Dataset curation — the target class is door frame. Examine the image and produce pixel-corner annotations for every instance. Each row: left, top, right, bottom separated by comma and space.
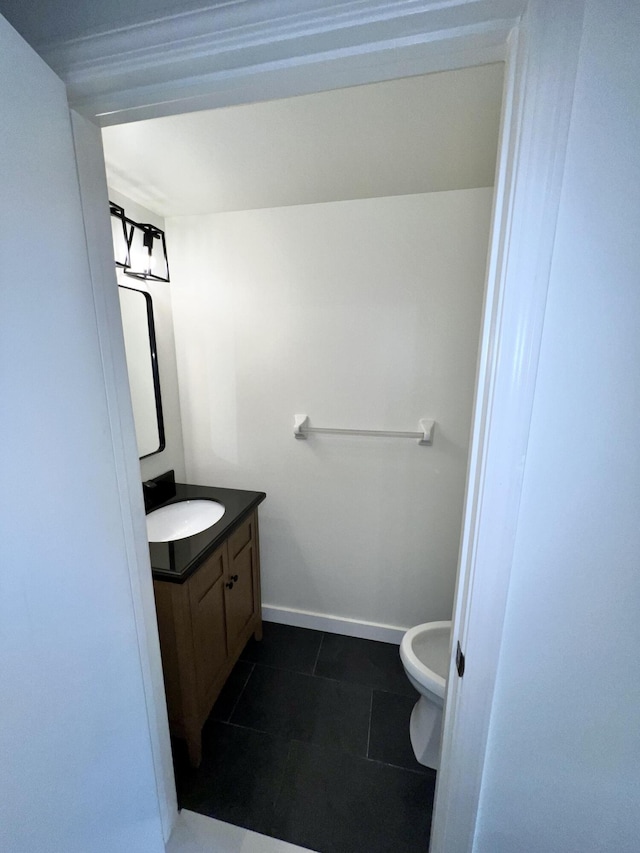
430, 2, 585, 848
67, 0, 586, 849
70, 112, 178, 842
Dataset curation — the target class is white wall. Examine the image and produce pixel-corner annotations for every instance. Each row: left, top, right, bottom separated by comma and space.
168, 188, 492, 633
0, 15, 164, 853
109, 188, 186, 482
474, 1, 640, 850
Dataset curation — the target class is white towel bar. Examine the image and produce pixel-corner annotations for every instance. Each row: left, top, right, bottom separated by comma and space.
293, 414, 434, 445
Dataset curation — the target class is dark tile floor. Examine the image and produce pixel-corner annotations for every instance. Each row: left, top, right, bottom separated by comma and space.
173, 622, 436, 853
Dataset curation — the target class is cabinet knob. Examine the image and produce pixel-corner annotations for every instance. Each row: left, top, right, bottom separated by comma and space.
225, 580, 234, 589
230, 574, 239, 582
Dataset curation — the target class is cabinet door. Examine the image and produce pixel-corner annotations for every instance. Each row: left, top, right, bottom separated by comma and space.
188, 544, 228, 710
224, 513, 257, 654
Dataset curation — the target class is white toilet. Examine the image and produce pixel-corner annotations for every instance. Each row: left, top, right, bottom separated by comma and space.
400, 620, 452, 770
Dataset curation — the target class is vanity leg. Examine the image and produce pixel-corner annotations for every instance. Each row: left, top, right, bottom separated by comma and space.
253, 618, 263, 642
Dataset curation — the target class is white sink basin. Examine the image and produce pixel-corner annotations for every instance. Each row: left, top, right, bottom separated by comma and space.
146, 499, 225, 542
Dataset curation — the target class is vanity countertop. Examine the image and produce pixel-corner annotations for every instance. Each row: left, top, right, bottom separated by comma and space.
148, 483, 266, 584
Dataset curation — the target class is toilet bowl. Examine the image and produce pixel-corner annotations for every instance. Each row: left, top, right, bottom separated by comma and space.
400, 620, 452, 770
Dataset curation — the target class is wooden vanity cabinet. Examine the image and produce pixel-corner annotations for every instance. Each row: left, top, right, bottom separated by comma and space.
152, 509, 262, 768
225, 511, 262, 655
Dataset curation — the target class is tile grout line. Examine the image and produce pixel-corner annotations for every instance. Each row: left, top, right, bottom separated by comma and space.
224, 720, 277, 737
226, 662, 255, 722
363, 752, 434, 777
270, 740, 295, 817
311, 633, 325, 677
236, 658, 379, 697
222, 718, 432, 778
366, 689, 373, 759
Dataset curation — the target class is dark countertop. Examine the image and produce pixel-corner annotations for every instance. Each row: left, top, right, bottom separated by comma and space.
148, 483, 266, 583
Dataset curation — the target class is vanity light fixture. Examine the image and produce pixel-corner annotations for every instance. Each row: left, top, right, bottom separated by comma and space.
109, 202, 131, 268
124, 220, 170, 283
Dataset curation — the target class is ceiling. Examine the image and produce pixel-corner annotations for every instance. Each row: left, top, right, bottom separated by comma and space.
102, 62, 503, 218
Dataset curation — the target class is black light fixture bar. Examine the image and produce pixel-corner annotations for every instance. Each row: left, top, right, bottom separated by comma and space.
109, 200, 170, 283
109, 201, 131, 268
124, 220, 170, 283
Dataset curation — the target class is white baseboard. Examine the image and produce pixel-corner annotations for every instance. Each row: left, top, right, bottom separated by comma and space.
261, 604, 407, 645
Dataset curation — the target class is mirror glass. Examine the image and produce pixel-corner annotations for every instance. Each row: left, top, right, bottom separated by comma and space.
118, 285, 165, 458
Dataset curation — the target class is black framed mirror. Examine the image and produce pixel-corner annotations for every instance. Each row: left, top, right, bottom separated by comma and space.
118, 285, 166, 459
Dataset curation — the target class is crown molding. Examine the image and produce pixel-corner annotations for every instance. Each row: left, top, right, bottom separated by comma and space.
38, 0, 524, 123
88, 25, 510, 125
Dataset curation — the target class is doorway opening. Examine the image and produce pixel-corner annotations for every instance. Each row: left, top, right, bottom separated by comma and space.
102, 63, 504, 852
